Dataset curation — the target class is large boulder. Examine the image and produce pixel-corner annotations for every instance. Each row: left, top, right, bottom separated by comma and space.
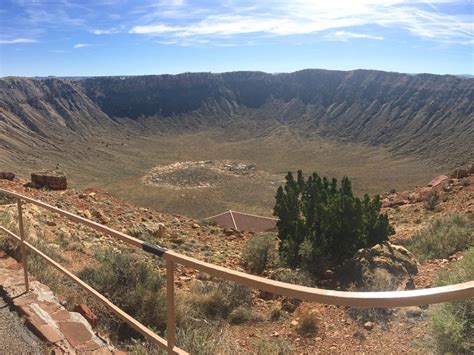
339, 242, 418, 291
427, 175, 450, 189
0, 172, 15, 181
409, 186, 433, 203
31, 170, 67, 190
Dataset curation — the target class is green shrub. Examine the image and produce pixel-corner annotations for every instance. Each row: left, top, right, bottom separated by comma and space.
424, 190, 439, 211
274, 171, 393, 273
79, 249, 167, 333
189, 280, 252, 320
405, 213, 473, 262
430, 247, 473, 353
241, 234, 279, 274
228, 306, 253, 324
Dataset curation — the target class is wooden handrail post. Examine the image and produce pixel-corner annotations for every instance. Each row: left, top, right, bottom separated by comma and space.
17, 198, 29, 293
166, 259, 176, 354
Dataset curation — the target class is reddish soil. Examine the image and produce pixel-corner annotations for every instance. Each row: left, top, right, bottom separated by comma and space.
0, 173, 472, 354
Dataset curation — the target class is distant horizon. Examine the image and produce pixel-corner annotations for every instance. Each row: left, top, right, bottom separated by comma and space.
1, 1, 472, 77
2, 67, 474, 79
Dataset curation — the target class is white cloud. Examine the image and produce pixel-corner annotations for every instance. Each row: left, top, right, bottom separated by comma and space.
92, 29, 115, 35
0, 38, 37, 44
91, 26, 124, 35
128, 0, 473, 45
131, 24, 179, 35
7, 0, 471, 48
73, 43, 91, 48
331, 31, 384, 41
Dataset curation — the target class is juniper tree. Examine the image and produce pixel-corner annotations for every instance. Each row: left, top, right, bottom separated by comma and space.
273, 171, 394, 274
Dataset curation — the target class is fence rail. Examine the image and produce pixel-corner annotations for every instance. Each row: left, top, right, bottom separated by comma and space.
0, 188, 473, 354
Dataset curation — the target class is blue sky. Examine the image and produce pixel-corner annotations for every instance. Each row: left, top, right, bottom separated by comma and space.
0, 0, 472, 76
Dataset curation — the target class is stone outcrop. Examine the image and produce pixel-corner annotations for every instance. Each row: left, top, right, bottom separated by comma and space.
427, 175, 450, 188
381, 169, 473, 209
0, 172, 15, 181
30, 170, 67, 190
339, 242, 418, 291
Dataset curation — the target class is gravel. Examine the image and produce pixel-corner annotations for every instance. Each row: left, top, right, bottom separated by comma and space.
0, 294, 45, 354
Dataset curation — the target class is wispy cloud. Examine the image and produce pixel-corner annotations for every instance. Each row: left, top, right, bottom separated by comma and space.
73, 43, 91, 48
331, 31, 384, 41
0, 38, 37, 45
3, 0, 472, 48
91, 26, 124, 35
128, 0, 473, 46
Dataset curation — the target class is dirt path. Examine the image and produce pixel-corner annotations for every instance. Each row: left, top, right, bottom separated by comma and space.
0, 294, 46, 354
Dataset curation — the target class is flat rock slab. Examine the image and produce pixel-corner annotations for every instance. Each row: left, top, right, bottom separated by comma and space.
0, 252, 122, 354
60, 321, 93, 347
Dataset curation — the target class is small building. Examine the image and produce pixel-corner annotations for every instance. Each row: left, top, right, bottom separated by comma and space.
206, 210, 278, 233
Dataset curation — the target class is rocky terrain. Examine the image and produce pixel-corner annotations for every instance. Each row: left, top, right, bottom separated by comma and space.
0, 68, 472, 352
83, 70, 474, 165
3, 69, 471, 217
0, 165, 472, 353
1, 70, 473, 168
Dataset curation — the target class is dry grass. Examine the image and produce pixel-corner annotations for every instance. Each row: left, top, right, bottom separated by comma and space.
430, 247, 474, 353
347, 269, 397, 325
296, 311, 320, 336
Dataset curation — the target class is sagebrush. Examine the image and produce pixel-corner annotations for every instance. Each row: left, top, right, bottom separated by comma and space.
241, 233, 279, 274
188, 280, 252, 320
405, 213, 473, 262
79, 249, 167, 333
430, 247, 473, 353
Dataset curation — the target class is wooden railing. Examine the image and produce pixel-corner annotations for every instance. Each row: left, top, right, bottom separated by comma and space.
0, 188, 473, 354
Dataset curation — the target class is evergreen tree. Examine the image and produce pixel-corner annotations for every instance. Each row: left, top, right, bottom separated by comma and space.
273, 171, 394, 274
